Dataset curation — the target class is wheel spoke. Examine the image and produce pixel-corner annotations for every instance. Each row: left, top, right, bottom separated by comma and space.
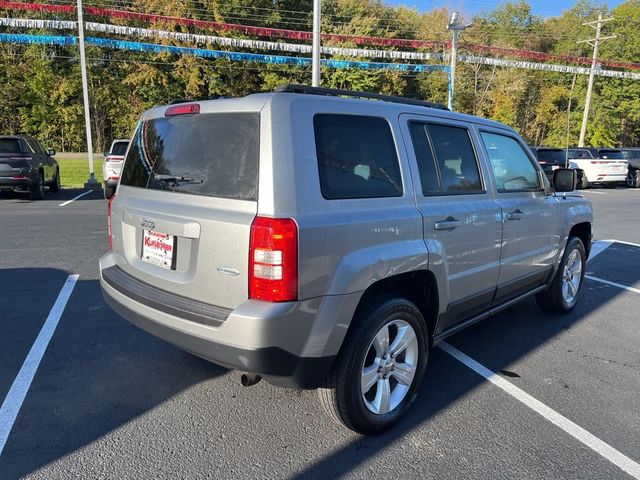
373, 378, 391, 414
568, 280, 577, 297
391, 361, 416, 386
388, 325, 416, 358
372, 325, 389, 357
361, 364, 379, 394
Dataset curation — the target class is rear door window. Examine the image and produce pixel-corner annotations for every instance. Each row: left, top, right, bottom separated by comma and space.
120, 112, 260, 201
426, 124, 483, 193
313, 114, 403, 199
408, 122, 441, 194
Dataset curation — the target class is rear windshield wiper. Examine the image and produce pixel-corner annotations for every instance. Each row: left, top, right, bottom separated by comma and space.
152, 174, 204, 185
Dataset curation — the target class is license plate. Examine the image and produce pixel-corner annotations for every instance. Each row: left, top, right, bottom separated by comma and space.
142, 230, 176, 270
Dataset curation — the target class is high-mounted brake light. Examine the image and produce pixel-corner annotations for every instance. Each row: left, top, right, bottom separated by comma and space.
107, 194, 117, 251
165, 103, 200, 116
249, 216, 298, 302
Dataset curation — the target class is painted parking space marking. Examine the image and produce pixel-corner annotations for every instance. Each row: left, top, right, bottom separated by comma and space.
581, 190, 606, 195
588, 240, 614, 261
440, 342, 640, 479
585, 275, 640, 295
0, 274, 79, 456
58, 190, 93, 207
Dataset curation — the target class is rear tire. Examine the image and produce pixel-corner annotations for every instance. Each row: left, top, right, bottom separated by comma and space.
29, 171, 45, 200
627, 169, 640, 188
49, 168, 61, 192
318, 296, 429, 435
104, 184, 116, 200
536, 237, 586, 314
577, 173, 589, 190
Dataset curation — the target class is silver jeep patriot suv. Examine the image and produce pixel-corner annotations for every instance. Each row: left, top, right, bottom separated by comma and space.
100, 85, 593, 434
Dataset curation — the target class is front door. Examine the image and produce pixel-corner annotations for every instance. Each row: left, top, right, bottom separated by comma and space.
477, 128, 559, 303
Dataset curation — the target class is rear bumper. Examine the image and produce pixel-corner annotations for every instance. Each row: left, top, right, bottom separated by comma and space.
0, 177, 31, 190
585, 172, 627, 183
98, 254, 353, 389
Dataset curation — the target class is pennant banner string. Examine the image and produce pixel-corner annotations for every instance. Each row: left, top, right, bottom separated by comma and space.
2, 1, 640, 71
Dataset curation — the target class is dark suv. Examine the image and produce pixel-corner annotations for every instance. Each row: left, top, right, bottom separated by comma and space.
0, 135, 60, 199
531, 147, 586, 188
619, 148, 640, 188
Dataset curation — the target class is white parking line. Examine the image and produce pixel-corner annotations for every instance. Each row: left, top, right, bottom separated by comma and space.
58, 190, 92, 207
0, 274, 78, 456
588, 240, 614, 261
585, 275, 640, 295
581, 190, 606, 195
440, 342, 640, 479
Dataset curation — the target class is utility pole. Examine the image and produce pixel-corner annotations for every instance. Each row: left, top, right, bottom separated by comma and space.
577, 13, 615, 147
447, 12, 472, 111
77, 0, 99, 188
312, 0, 321, 87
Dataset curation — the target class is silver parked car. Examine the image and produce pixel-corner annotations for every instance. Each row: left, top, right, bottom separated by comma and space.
100, 85, 593, 434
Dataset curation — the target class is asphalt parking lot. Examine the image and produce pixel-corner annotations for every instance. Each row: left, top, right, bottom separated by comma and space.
0, 187, 638, 479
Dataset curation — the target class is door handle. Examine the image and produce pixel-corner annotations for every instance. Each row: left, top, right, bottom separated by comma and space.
506, 209, 524, 221
434, 216, 461, 230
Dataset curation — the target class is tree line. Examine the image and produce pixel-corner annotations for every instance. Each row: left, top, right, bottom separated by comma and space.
0, 0, 639, 152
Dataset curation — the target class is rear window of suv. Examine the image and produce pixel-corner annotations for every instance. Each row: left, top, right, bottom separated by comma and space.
0, 139, 21, 154
120, 112, 259, 201
110, 141, 129, 156
536, 149, 566, 164
598, 150, 624, 159
313, 114, 403, 199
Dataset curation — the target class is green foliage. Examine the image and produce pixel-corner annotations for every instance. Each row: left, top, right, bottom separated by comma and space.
1, 0, 639, 150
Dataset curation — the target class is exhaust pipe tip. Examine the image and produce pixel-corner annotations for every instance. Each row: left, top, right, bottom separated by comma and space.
241, 372, 262, 387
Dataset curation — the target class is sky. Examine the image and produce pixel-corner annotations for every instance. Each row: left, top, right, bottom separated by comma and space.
385, 0, 626, 18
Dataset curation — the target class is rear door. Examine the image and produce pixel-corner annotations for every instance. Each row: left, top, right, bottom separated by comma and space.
400, 115, 502, 333
478, 128, 559, 303
111, 107, 261, 310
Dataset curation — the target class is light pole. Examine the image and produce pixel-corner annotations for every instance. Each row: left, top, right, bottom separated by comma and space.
76, 0, 99, 188
447, 12, 472, 111
312, 0, 321, 87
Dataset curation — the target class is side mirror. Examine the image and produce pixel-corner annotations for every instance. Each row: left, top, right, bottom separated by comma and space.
103, 152, 109, 157
47, 149, 56, 156
553, 168, 576, 192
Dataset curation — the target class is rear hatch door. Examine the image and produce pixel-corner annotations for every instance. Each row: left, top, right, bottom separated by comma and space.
596, 149, 628, 175
0, 138, 30, 177
111, 105, 261, 310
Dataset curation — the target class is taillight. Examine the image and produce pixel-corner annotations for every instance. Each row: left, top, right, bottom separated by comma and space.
249, 216, 298, 302
107, 194, 116, 251
165, 103, 200, 116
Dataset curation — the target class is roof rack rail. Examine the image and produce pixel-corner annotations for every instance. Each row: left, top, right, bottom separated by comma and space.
275, 84, 449, 111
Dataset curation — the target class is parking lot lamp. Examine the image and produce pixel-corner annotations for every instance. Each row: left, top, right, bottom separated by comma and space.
77, 0, 99, 189
447, 12, 472, 111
